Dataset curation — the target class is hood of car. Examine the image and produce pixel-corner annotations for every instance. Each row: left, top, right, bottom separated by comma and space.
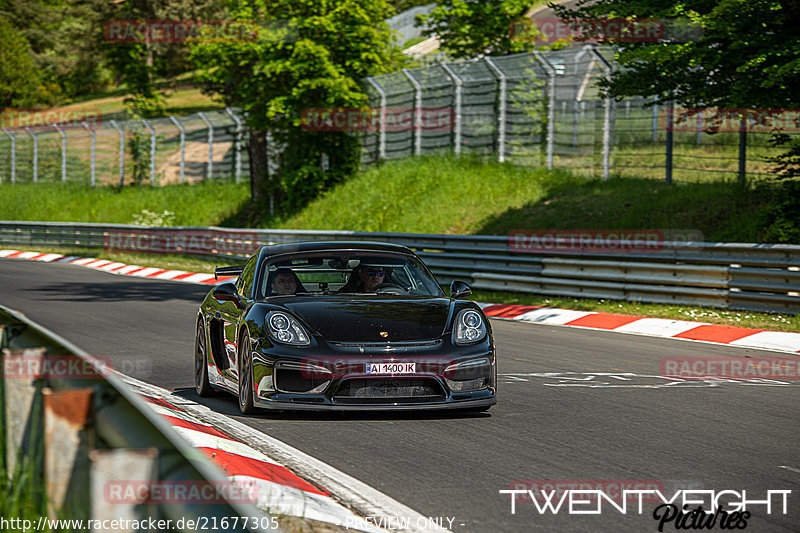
281, 297, 452, 342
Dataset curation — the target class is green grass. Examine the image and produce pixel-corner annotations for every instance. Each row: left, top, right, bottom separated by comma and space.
0, 181, 249, 226
269, 155, 777, 243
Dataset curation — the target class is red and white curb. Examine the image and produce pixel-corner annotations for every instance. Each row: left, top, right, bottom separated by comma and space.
478, 303, 800, 354
3, 249, 799, 354
122, 376, 447, 533
0, 250, 231, 284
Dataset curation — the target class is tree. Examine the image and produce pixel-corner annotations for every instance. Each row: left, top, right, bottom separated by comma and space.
554, 0, 800, 109
190, 0, 406, 209
554, 0, 800, 177
0, 16, 41, 109
419, 0, 541, 57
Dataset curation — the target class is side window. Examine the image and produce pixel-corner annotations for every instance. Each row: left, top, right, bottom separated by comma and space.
236, 256, 258, 299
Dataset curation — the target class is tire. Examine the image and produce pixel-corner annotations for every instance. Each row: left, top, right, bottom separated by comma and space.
238, 331, 256, 414
195, 319, 215, 397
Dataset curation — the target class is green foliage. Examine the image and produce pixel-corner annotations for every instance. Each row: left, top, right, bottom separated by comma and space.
762, 180, 800, 243
555, 0, 800, 109
554, 0, 800, 181
419, 0, 542, 57
1, 0, 114, 102
190, 0, 407, 209
0, 16, 42, 108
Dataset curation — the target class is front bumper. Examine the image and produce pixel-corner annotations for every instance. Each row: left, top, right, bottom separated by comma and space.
250, 337, 497, 411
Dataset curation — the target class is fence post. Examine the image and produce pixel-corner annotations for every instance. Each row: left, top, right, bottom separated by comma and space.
665, 101, 674, 184
52, 123, 67, 182
531, 52, 555, 169
366, 77, 387, 161
140, 119, 156, 185
589, 47, 613, 179
572, 47, 591, 148
225, 108, 243, 183
168, 116, 186, 184
696, 111, 703, 145
440, 62, 463, 156
652, 100, 659, 143
738, 113, 747, 184
1, 128, 15, 183
24, 127, 38, 183
81, 122, 96, 187
109, 120, 125, 186
401, 69, 422, 157
484, 57, 507, 163
197, 112, 214, 179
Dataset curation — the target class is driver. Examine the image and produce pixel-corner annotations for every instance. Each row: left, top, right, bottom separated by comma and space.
338, 265, 387, 293
270, 269, 299, 295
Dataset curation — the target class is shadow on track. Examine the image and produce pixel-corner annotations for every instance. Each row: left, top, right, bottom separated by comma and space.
30, 279, 209, 303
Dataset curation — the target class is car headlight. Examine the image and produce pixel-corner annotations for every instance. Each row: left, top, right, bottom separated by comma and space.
266, 311, 310, 346
452, 309, 487, 345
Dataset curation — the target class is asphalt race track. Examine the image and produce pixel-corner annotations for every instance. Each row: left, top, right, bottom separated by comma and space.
2, 258, 798, 532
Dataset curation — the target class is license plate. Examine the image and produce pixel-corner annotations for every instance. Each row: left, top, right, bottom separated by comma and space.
366, 362, 416, 374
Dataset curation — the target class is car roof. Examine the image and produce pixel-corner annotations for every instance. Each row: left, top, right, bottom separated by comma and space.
256, 241, 415, 260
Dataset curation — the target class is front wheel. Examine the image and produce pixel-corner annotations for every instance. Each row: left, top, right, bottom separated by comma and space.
238, 331, 256, 414
195, 320, 215, 397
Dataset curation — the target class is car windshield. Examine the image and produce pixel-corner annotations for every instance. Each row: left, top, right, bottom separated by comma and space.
257, 251, 444, 299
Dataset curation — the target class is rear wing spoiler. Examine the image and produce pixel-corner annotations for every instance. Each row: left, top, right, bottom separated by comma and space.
214, 265, 245, 280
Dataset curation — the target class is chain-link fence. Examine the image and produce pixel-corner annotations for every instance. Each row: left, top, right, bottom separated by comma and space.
1, 44, 797, 186
0, 108, 247, 186
361, 45, 799, 182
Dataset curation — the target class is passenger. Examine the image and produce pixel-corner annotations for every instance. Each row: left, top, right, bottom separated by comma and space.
338, 265, 387, 293
270, 269, 299, 296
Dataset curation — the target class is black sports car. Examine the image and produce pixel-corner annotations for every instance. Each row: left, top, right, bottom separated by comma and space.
194, 241, 497, 413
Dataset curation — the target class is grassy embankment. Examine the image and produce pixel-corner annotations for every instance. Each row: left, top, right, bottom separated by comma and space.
0, 155, 797, 331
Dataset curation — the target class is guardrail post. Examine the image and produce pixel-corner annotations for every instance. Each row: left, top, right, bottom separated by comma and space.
440, 62, 463, 156
226, 108, 243, 183
366, 77, 387, 161
484, 57, 507, 163
1, 128, 16, 183
4, 347, 46, 481
82, 122, 97, 186
168, 116, 186, 184
52, 123, 67, 182
198, 112, 214, 180
43, 388, 93, 519
531, 52, 555, 169
589, 46, 614, 179
109, 120, 125, 186
401, 69, 423, 157
90, 448, 159, 530
141, 119, 157, 185
24, 127, 38, 182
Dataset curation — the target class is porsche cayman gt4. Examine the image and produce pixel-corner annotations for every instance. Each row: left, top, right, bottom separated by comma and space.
194, 241, 496, 413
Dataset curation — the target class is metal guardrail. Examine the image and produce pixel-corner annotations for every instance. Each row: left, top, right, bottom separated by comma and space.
0, 304, 276, 532
1, 221, 799, 314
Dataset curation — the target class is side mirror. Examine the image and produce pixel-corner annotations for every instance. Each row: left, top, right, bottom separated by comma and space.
213, 282, 240, 304
450, 280, 472, 300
